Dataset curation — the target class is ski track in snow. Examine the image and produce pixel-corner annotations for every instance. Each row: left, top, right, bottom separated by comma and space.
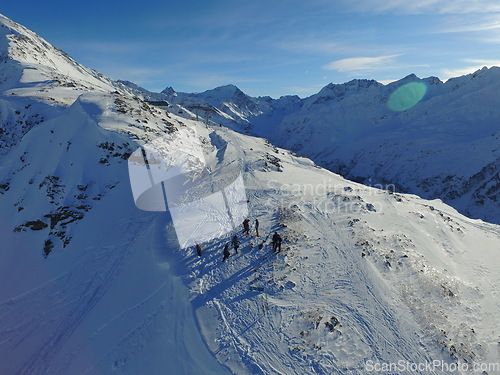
0, 218, 146, 375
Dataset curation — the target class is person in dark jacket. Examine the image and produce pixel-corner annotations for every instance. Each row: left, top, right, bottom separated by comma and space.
272, 232, 282, 253
195, 242, 202, 257
222, 243, 230, 262
243, 219, 250, 235
255, 219, 260, 237
276, 234, 282, 253
232, 234, 240, 254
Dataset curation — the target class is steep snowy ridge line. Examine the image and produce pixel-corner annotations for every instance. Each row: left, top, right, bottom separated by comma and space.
0, 13, 136, 109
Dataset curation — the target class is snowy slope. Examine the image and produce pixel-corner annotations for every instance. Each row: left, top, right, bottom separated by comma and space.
2, 87, 499, 374
1, 14, 499, 375
0, 14, 232, 375
0, 92, 234, 375
172, 127, 500, 374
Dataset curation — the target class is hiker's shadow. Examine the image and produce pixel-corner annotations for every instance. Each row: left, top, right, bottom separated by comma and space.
190, 241, 277, 306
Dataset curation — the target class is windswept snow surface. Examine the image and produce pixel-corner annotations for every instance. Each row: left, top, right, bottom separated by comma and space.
4, 96, 499, 373
0, 13, 499, 375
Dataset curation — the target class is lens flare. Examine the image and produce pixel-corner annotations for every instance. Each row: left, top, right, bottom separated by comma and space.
387, 81, 427, 112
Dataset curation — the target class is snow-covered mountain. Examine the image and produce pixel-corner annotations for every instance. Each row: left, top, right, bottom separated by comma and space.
268, 72, 500, 225
127, 71, 499, 225
0, 14, 123, 102
119, 81, 303, 134
0, 13, 137, 156
1, 14, 500, 375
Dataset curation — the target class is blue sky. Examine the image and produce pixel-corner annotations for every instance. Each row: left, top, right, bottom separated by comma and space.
3, 0, 500, 97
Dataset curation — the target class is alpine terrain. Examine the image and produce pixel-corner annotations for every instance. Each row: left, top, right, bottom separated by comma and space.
1, 14, 499, 375
126, 71, 500, 226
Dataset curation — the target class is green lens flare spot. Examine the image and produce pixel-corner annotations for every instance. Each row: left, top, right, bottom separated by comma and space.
387, 81, 427, 112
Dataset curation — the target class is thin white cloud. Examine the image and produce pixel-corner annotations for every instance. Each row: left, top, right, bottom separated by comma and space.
441, 59, 500, 80
465, 58, 500, 66
443, 21, 500, 33
425, 14, 500, 45
476, 34, 500, 43
323, 55, 402, 72
435, 1, 500, 14
433, 14, 500, 34
342, 0, 500, 14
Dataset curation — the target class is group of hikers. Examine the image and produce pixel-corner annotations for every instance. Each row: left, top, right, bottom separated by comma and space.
195, 218, 283, 262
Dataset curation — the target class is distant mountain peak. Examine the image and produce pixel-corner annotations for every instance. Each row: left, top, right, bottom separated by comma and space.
201, 84, 245, 98
402, 73, 419, 80
307, 79, 382, 107
321, 79, 382, 92
423, 76, 443, 85
161, 86, 177, 96
215, 83, 240, 90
